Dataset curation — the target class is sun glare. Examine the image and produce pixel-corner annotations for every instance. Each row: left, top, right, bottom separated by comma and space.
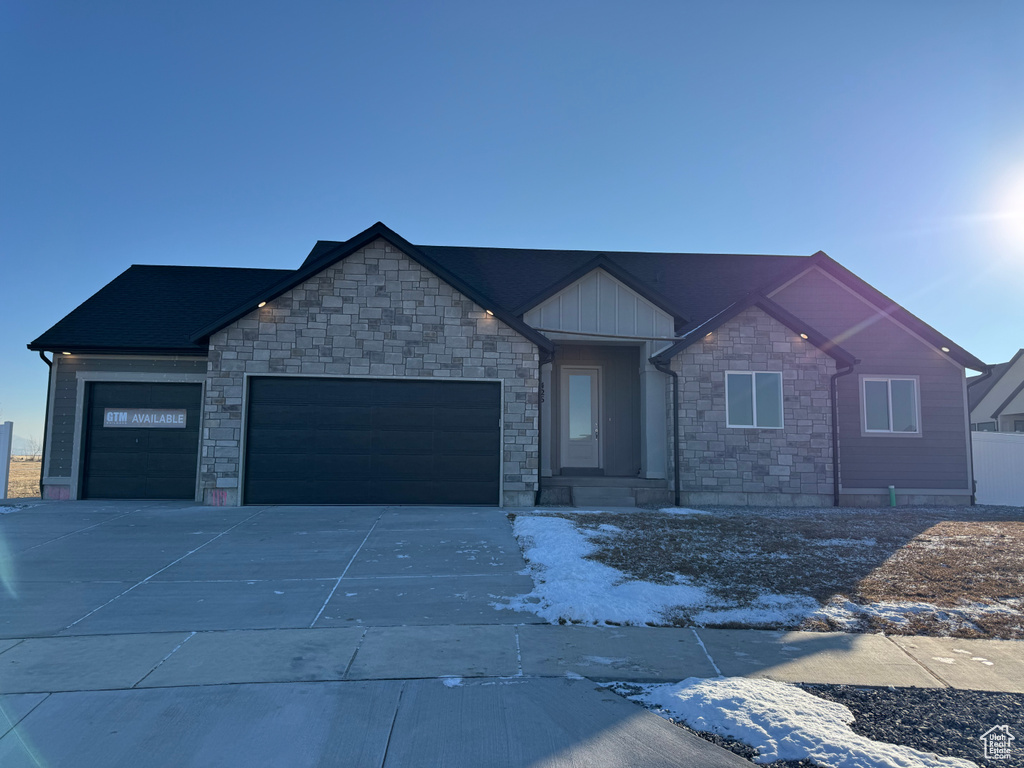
992, 168, 1024, 251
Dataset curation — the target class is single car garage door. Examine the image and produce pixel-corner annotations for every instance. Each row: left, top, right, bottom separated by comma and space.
81, 382, 202, 499
244, 377, 501, 505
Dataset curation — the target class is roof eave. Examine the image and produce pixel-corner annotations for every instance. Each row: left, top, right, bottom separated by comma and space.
26, 343, 208, 357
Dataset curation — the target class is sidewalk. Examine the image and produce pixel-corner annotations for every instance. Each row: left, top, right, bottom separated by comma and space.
0, 624, 1020, 694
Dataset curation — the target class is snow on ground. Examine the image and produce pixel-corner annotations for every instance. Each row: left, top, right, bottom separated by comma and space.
619, 677, 976, 768
498, 514, 820, 626
496, 515, 718, 625
0, 506, 17, 514
810, 596, 1024, 634
693, 594, 821, 628
659, 507, 710, 516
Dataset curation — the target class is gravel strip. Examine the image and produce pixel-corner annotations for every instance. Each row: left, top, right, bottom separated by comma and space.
800, 685, 1024, 768
666, 685, 1023, 767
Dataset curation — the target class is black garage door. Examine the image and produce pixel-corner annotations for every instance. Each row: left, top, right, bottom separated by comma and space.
81, 382, 202, 499
244, 377, 501, 505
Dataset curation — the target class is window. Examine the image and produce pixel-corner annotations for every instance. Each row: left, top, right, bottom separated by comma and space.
1015, 420, 1024, 433
973, 422, 997, 432
726, 371, 783, 428
862, 377, 919, 434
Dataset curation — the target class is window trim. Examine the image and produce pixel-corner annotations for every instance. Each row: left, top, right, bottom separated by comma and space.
859, 375, 922, 437
725, 370, 784, 429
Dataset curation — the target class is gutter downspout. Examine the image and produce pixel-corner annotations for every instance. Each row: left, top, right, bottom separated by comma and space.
37, 351, 52, 498
830, 361, 858, 507
652, 358, 680, 507
966, 365, 994, 505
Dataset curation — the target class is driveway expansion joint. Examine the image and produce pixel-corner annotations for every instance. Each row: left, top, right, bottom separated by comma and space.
882, 634, 952, 688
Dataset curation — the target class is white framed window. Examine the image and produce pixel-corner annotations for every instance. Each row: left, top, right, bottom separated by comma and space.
861, 376, 920, 434
726, 371, 783, 429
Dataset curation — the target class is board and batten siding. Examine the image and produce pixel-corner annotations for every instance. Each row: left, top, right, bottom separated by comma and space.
770, 267, 971, 493
524, 269, 674, 338
44, 355, 208, 495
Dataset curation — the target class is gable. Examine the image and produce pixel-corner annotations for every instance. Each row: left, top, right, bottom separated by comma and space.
769, 266, 964, 372
209, 239, 540, 353
192, 222, 553, 353
523, 268, 675, 338
973, 353, 1024, 420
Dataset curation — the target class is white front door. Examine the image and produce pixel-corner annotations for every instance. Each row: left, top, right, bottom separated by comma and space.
560, 367, 601, 469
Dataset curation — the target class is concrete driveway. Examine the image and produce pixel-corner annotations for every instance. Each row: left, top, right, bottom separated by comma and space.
0, 500, 747, 767
1, 501, 537, 637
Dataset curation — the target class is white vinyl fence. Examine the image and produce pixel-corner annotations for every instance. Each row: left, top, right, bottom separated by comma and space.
972, 431, 1024, 507
0, 422, 12, 501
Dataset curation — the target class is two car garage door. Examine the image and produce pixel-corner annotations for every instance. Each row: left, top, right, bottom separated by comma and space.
243, 377, 502, 505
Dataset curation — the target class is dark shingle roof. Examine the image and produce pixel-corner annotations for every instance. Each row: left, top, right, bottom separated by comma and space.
308, 242, 810, 327
28, 223, 986, 373
28, 265, 290, 353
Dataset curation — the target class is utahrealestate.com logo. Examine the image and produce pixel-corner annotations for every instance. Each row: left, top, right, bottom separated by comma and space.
980, 725, 1015, 760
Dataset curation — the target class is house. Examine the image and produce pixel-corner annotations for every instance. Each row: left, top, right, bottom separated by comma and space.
27, 221, 987, 508
968, 349, 1024, 433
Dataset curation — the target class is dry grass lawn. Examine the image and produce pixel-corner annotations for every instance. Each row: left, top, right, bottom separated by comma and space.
561, 506, 1024, 639
5, 457, 41, 499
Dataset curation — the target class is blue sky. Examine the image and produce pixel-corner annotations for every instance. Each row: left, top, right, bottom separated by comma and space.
2, 1, 1023, 448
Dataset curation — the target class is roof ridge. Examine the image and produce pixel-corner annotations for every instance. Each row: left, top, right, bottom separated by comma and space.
417, 244, 814, 259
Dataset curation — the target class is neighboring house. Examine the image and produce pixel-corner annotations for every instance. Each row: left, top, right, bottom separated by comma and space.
27, 222, 987, 508
968, 349, 1024, 433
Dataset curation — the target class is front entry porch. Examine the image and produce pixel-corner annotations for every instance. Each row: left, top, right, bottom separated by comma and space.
538, 342, 672, 507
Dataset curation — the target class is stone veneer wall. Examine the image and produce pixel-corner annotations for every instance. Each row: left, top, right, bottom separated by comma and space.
200, 238, 540, 506
669, 307, 836, 506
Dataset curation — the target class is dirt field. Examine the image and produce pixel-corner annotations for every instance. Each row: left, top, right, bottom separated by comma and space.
5, 456, 41, 498
562, 506, 1024, 639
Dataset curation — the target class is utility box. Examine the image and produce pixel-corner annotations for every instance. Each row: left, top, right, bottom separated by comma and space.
0, 422, 12, 500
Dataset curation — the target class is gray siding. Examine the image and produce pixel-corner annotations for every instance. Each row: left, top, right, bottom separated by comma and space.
553, 344, 641, 477
46, 356, 208, 479
772, 268, 970, 491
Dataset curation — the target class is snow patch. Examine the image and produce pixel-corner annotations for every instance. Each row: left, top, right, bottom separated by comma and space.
495, 516, 717, 625
659, 507, 710, 516
626, 677, 976, 767
810, 597, 1023, 634
441, 677, 463, 688
0, 507, 16, 514
581, 655, 627, 666
694, 594, 821, 628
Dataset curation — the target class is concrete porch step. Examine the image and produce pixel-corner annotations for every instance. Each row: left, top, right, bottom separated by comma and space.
571, 486, 637, 508
538, 477, 673, 508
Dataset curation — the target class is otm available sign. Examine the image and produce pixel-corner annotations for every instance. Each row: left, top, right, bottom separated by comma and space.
103, 409, 187, 429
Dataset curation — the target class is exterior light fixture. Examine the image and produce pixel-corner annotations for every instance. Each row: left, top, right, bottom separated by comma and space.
258, 301, 267, 308
61, 351, 71, 355
941, 346, 950, 353
485, 309, 494, 316
799, 333, 809, 340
